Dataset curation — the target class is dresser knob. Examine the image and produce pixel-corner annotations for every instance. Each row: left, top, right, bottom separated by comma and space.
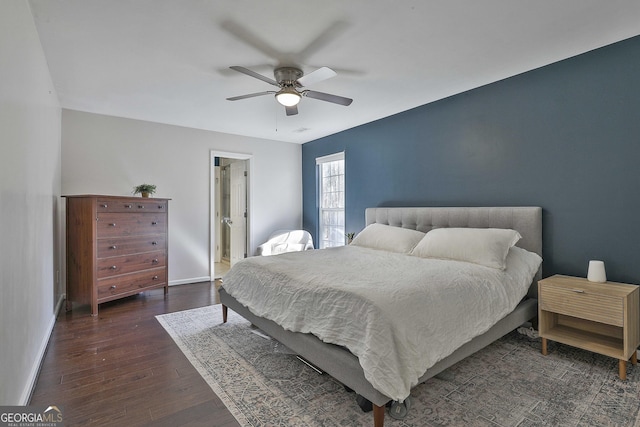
152, 259, 159, 264
152, 275, 158, 280
151, 221, 158, 225
110, 265, 117, 270
125, 204, 132, 208
100, 204, 108, 208
152, 241, 158, 245
158, 205, 164, 209
109, 223, 116, 227
109, 245, 117, 249
110, 285, 117, 289
138, 205, 145, 209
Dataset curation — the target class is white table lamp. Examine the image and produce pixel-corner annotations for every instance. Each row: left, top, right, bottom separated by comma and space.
587, 260, 607, 283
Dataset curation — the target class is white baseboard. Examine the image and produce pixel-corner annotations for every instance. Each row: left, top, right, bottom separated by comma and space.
169, 276, 211, 286
20, 293, 64, 405
54, 293, 65, 316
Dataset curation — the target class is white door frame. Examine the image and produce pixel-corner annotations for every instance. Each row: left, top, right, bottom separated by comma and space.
210, 150, 252, 280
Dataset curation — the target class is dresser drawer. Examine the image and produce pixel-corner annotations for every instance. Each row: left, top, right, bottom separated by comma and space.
539, 283, 623, 326
97, 268, 167, 300
97, 251, 166, 278
97, 213, 166, 237
98, 199, 167, 213
97, 235, 166, 258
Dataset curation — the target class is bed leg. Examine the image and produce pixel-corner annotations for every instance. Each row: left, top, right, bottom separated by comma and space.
373, 404, 385, 427
222, 305, 228, 323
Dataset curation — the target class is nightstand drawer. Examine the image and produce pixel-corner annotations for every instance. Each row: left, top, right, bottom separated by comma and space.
539, 284, 623, 327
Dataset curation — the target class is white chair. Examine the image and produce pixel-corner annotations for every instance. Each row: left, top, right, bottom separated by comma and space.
257, 230, 314, 256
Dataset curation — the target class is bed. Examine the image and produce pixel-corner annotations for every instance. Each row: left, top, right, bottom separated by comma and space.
219, 206, 542, 427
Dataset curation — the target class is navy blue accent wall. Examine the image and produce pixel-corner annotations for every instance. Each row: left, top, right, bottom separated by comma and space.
302, 35, 640, 282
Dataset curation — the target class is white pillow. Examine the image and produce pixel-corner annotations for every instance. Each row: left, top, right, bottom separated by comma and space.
351, 223, 426, 254
410, 227, 522, 269
504, 246, 542, 281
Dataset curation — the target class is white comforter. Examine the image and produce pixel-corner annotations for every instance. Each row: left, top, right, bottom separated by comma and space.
222, 245, 541, 401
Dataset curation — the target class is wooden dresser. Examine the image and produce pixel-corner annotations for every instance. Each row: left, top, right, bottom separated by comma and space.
65, 195, 169, 316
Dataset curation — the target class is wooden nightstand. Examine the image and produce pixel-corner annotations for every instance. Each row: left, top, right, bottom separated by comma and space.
538, 274, 640, 380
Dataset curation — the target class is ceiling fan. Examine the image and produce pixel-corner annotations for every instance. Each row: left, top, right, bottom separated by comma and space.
226, 65, 353, 116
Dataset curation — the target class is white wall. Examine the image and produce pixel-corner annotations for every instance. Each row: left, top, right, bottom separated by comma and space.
0, 2, 62, 404
62, 110, 302, 284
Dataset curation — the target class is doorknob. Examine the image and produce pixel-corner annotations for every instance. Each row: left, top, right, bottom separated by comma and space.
222, 217, 233, 226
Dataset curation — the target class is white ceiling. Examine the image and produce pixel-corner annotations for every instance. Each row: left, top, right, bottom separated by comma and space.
29, 0, 640, 144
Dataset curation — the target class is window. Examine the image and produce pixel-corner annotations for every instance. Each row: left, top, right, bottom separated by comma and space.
316, 152, 345, 248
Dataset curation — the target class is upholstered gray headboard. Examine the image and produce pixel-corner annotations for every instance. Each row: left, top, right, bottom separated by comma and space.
365, 207, 543, 298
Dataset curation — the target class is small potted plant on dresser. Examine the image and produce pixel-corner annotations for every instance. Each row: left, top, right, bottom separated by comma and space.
133, 183, 157, 198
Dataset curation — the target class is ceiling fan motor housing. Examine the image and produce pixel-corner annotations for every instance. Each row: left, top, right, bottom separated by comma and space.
274, 67, 303, 86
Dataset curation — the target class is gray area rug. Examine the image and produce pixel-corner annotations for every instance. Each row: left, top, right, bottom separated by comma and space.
156, 304, 640, 426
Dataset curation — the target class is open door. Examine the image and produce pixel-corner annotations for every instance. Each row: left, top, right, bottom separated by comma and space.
211, 151, 251, 280
229, 160, 247, 266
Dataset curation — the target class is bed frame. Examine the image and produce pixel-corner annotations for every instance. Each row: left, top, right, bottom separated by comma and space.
219, 206, 542, 427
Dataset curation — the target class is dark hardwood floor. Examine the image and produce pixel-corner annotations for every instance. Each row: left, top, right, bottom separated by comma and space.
30, 281, 241, 427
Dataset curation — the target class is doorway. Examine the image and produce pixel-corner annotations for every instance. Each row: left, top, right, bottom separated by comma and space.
211, 151, 251, 280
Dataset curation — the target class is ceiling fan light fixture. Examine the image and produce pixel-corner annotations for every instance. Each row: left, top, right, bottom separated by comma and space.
275, 87, 301, 107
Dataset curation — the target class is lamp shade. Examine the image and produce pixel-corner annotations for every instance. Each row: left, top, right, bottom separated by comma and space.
275, 88, 301, 106
587, 260, 606, 282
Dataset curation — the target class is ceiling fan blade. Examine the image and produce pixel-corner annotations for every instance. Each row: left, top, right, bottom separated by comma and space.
221, 21, 286, 62
285, 105, 298, 116
226, 91, 275, 101
296, 21, 349, 63
229, 66, 279, 87
297, 67, 337, 87
304, 90, 353, 106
